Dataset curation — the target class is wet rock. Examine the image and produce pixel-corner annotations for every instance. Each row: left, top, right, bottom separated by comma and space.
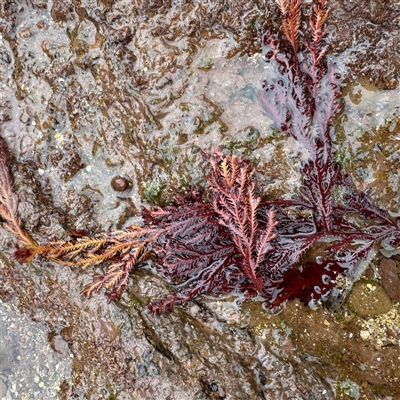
50, 335, 69, 357
73, 193, 95, 214
144, 0, 171, 11
31, 0, 48, 9
359, 304, 400, 348
378, 257, 400, 302
1, 0, 400, 398
60, 326, 76, 344
114, 46, 137, 72
283, 299, 400, 397
75, 48, 102, 70
92, 320, 121, 342
347, 280, 392, 317
201, 379, 226, 399
51, 0, 76, 22
332, 0, 400, 89
155, 52, 176, 72
45, 60, 76, 81
36, 20, 49, 30
76, 20, 97, 45
99, 0, 116, 8
0, 300, 72, 399
155, 76, 173, 89
115, 26, 134, 44
0, 98, 12, 123
0, 47, 11, 64
0, 377, 7, 397
49, 148, 63, 167
62, 150, 85, 180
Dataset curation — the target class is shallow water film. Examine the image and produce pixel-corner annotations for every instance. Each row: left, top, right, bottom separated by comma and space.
0, 0, 400, 399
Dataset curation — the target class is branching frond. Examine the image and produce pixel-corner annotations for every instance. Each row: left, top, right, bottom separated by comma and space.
207, 153, 277, 292
82, 244, 151, 300
310, 0, 330, 51
276, 0, 302, 53
304, 0, 331, 92
14, 223, 159, 298
0, 137, 37, 249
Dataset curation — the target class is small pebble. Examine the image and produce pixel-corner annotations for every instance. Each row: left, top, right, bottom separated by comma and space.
378, 258, 400, 302
111, 176, 131, 192
360, 330, 370, 340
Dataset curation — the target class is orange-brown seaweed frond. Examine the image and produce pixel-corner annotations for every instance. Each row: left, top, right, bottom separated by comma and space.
39, 227, 157, 267
14, 224, 158, 298
308, 0, 330, 68
37, 226, 158, 298
81, 242, 151, 300
276, 0, 302, 53
0, 137, 38, 250
218, 154, 240, 188
310, 0, 330, 47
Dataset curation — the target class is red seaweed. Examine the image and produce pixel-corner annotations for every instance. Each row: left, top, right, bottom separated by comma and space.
1, 0, 400, 313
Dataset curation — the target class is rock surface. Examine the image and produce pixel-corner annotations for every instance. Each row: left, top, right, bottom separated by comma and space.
347, 280, 392, 317
0, 0, 400, 399
379, 258, 400, 302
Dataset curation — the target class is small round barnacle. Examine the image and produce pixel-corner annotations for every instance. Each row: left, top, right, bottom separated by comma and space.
111, 176, 132, 192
